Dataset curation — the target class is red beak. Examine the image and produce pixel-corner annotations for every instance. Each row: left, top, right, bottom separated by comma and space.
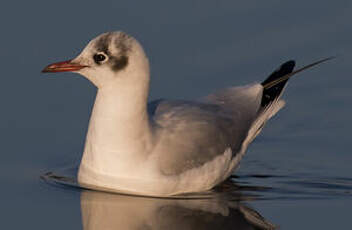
42, 60, 87, 73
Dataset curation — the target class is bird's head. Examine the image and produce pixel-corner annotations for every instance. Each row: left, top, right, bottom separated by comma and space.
42, 31, 150, 88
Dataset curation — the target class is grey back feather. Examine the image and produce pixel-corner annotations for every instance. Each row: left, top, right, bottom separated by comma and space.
148, 84, 263, 175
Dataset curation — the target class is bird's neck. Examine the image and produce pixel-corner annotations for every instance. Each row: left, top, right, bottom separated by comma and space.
79, 78, 154, 177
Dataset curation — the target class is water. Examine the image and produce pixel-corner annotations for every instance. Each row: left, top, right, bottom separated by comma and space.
1, 0, 351, 229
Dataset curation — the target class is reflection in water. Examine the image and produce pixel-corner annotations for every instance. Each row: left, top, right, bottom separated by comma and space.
80, 190, 275, 230
41, 169, 275, 229
43, 167, 352, 229
42, 167, 352, 229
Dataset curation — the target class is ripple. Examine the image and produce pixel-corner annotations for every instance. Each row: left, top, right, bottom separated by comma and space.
41, 167, 352, 201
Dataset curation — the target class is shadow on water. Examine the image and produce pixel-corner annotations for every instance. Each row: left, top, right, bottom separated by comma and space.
41, 166, 352, 229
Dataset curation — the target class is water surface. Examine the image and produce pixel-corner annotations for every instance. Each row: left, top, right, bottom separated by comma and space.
0, 0, 351, 229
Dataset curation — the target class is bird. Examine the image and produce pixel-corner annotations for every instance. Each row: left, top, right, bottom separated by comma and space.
42, 31, 331, 196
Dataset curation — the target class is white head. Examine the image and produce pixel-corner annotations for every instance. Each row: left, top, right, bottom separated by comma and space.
43, 31, 150, 89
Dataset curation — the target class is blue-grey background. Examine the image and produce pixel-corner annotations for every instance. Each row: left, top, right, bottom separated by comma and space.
1, 0, 351, 229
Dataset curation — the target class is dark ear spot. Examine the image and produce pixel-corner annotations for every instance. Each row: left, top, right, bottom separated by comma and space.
111, 55, 128, 71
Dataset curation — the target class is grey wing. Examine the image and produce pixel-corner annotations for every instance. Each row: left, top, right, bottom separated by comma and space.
203, 83, 263, 118
147, 84, 263, 175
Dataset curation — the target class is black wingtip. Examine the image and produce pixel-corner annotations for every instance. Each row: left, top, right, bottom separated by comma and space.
260, 60, 295, 107
261, 60, 295, 86
281, 60, 296, 72
260, 57, 334, 107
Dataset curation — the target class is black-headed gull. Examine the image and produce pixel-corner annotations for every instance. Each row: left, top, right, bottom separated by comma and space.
42, 31, 331, 196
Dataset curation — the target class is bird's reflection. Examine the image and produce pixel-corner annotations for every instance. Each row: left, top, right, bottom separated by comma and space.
80, 186, 275, 230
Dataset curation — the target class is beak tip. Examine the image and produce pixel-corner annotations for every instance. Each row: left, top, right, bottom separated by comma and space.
41, 67, 50, 73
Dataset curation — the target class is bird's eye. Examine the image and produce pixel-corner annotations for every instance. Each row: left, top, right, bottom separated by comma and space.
93, 53, 107, 64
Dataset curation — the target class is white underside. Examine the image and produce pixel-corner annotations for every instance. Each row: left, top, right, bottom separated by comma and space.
78, 99, 285, 196
78, 148, 236, 196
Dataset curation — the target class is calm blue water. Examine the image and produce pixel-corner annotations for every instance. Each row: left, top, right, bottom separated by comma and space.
1, 1, 351, 229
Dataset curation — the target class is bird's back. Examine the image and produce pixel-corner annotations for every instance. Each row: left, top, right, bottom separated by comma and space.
148, 84, 263, 176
